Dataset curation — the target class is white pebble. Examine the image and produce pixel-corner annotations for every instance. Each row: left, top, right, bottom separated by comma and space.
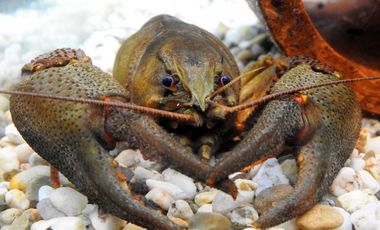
0, 147, 20, 174
87, 205, 126, 230
132, 166, 163, 182
115, 149, 142, 168
145, 179, 187, 200
0, 208, 22, 225
14, 143, 34, 163
10, 165, 52, 200
365, 136, 380, 156
115, 149, 155, 169
50, 187, 88, 216
350, 201, 380, 230
31, 217, 88, 230
5, 124, 25, 145
212, 192, 236, 214
162, 168, 196, 199
350, 157, 366, 171
330, 167, 360, 196
0, 185, 8, 203
81, 204, 97, 216
145, 188, 175, 210
5, 189, 29, 210
197, 204, 213, 213
236, 190, 255, 204
332, 207, 352, 230
167, 200, 194, 220
251, 158, 289, 195
194, 190, 219, 206
212, 191, 254, 214
38, 185, 55, 201
337, 190, 378, 213
357, 170, 380, 194
224, 27, 242, 46
0, 181, 10, 190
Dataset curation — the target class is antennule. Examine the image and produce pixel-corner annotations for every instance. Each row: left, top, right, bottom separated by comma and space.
209, 67, 265, 100
0, 90, 194, 121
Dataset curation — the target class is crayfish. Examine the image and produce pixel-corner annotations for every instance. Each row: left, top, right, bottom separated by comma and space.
2, 15, 380, 229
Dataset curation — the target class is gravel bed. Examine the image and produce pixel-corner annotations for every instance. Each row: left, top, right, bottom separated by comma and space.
1, 1, 380, 230
1, 98, 380, 230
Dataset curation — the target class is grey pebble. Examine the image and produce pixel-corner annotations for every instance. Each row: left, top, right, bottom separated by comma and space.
36, 198, 65, 220
28, 153, 49, 167
229, 205, 259, 228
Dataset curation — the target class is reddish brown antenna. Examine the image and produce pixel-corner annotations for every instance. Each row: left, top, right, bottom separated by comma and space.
0, 90, 194, 122
225, 76, 380, 113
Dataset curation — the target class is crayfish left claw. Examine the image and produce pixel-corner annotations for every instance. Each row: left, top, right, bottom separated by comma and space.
207, 64, 361, 228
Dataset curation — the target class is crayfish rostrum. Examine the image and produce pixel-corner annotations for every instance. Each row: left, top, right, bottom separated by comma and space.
4, 15, 378, 229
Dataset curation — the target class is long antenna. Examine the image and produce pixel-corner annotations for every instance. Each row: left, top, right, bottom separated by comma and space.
225, 76, 380, 113
0, 90, 194, 122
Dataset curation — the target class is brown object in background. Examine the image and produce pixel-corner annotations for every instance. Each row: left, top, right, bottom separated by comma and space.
247, 0, 380, 115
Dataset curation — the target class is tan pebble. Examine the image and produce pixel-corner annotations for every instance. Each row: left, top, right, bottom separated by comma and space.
9, 211, 30, 230
194, 190, 218, 206
145, 188, 175, 210
23, 208, 42, 222
363, 151, 376, 160
254, 184, 293, 214
189, 212, 231, 230
0, 208, 23, 225
168, 216, 188, 228
355, 128, 368, 153
3, 169, 21, 182
4, 110, 12, 123
237, 49, 253, 64
122, 223, 147, 230
0, 137, 16, 148
234, 179, 257, 191
365, 157, 380, 181
296, 204, 344, 230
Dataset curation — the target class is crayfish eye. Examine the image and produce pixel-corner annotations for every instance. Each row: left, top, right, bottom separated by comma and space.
220, 75, 232, 85
162, 75, 174, 88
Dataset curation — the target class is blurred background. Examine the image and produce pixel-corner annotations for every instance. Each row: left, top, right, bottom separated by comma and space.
0, 0, 258, 85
